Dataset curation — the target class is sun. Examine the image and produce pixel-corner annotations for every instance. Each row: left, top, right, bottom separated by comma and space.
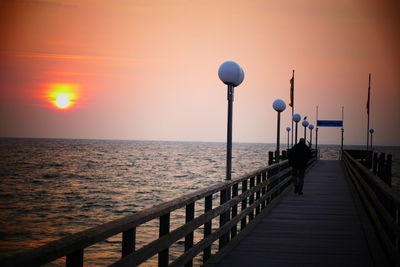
55, 93, 71, 109
46, 83, 80, 110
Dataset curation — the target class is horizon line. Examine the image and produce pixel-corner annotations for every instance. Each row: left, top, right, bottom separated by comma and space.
0, 136, 398, 148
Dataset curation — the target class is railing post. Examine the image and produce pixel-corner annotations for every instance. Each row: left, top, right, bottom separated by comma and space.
66, 249, 83, 267
261, 171, 267, 209
248, 176, 255, 222
203, 195, 212, 263
378, 153, 385, 179
122, 228, 136, 257
267, 166, 273, 204
231, 183, 238, 238
386, 154, 392, 187
184, 202, 195, 267
396, 207, 399, 252
282, 150, 287, 160
219, 188, 230, 249
274, 150, 280, 163
255, 174, 261, 215
268, 151, 274, 165
373, 152, 378, 174
241, 180, 248, 230
159, 213, 170, 267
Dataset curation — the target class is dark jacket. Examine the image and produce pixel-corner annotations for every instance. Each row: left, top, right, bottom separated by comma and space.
288, 142, 312, 169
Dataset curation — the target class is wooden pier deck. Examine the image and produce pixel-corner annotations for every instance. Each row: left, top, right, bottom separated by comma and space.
206, 160, 389, 267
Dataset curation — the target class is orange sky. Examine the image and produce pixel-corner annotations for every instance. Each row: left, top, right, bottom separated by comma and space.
0, 0, 399, 145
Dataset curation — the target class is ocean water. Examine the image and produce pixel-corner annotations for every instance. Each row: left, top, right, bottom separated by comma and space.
0, 138, 398, 266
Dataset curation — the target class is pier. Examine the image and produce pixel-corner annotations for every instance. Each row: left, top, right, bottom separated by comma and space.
2, 150, 399, 266
205, 160, 389, 266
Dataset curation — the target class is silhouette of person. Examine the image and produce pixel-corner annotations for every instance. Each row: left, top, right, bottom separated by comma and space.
288, 138, 311, 195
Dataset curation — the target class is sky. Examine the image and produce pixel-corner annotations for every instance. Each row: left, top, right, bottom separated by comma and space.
0, 0, 399, 145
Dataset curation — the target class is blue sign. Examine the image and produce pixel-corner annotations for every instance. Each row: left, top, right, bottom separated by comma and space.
317, 120, 343, 127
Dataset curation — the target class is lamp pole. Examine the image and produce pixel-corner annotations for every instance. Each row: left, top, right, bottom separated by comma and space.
273, 99, 287, 162
292, 113, 301, 145
369, 129, 374, 152
218, 61, 244, 181
286, 127, 291, 150
218, 61, 244, 249
308, 124, 314, 149
302, 120, 309, 140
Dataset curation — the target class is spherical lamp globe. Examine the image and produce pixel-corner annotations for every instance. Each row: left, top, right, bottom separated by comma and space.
369, 129, 375, 134
293, 113, 301, 122
218, 61, 245, 87
309, 124, 314, 130
272, 99, 286, 112
286, 127, 291, 132
302, 120, 309, 127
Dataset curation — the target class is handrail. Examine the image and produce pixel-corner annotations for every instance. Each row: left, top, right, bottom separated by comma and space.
3, 157, 314, 267
344, 151, 400, 205
342, 150, 400, 266
110, 170, 291, 267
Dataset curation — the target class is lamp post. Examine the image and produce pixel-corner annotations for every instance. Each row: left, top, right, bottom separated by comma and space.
308, 124, 314, 148
302, 120, 309, 140
292, 113, 301, 145
369, 128, 374, 152
286, 127, 291, 150
218, 61, 244, 181
273, 99, 286, 162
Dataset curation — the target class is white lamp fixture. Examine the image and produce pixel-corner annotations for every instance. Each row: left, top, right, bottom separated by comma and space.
218, 61, 244, 87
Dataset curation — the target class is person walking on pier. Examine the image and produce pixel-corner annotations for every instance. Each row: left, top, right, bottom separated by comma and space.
289, 138, 311, 195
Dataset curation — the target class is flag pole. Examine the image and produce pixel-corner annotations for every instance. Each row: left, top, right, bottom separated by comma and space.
290, 70, 294, 148
366, 74, 371, 151
341, 106, 344, 160
315, 105, 319, 159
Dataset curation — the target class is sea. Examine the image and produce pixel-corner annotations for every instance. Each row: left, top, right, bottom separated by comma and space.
0, 138, 399, 266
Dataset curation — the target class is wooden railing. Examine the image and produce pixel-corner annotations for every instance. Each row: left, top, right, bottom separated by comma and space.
3, 156, 316, 267
347, 150, 393, 186
343, 150, 400, 266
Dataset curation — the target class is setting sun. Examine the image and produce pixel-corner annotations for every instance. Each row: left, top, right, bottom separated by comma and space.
55, 93, 72, 109
46, 83, 80, 110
